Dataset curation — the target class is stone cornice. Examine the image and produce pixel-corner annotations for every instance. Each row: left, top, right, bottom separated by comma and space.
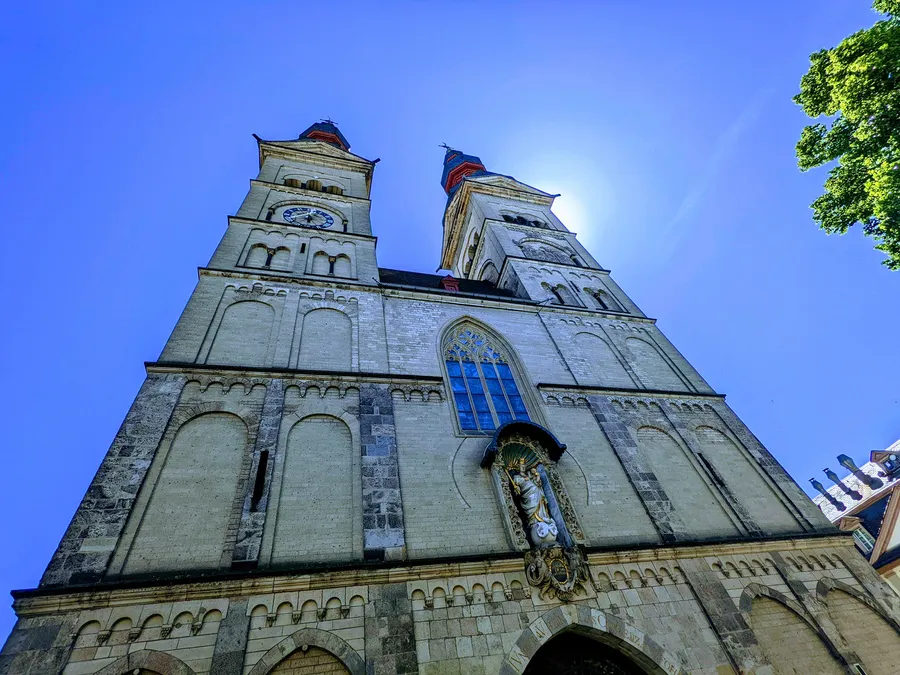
11, 534, 851, 617
199, 267, 379, 290
501, 255, 611, 276
250, 179, 372, 205
257, 139, 374, 172
197, 267, 659, 324
537, 383, 725, 400
145, 361, 444, 385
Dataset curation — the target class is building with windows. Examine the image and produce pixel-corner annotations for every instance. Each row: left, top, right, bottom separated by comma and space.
810, 438, 900, 595
4, 122, 900, 674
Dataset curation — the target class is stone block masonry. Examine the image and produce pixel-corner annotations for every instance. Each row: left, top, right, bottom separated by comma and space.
40, 373, 185, 587
360, 383, 407, 559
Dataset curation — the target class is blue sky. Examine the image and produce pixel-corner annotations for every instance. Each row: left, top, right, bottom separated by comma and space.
1, 0, 898, 641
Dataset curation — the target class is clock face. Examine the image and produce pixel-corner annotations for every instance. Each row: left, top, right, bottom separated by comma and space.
282, 207, 335, 229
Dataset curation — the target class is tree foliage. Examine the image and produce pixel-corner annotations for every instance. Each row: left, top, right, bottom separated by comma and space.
794, 0, 900, 268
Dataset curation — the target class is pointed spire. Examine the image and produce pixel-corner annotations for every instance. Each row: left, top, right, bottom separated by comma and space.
440, 146, 487, 196
298, 120, 350, 151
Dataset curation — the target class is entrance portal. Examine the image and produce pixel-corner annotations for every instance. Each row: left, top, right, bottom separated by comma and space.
523, 633, 647, 675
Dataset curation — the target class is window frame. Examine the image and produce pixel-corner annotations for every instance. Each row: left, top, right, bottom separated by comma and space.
441, 323, 538, 436
852, 526, 876, 555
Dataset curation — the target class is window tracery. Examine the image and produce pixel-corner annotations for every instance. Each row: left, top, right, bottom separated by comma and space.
444, 327, 530, 433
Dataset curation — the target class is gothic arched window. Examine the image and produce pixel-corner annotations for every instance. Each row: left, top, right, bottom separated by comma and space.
444, 326, 530, 433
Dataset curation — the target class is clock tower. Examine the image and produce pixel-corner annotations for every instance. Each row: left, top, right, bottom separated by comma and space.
211, 120, 380, 284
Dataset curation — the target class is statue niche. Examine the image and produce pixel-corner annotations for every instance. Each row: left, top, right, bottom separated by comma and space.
482, 422, 588, 602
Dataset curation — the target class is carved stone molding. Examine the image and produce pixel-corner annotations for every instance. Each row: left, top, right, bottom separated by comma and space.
525, 546, 588, 602
283, 379, 359, 398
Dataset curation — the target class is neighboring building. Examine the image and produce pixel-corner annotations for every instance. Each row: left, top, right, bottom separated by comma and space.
811, 439, 900, 594
4, 122, 900, 675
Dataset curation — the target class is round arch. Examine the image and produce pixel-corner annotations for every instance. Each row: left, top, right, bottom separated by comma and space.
816, 577, 900, 631
92, 649, 196, 675
246, 627, 365, 675
500, 605, 685, 675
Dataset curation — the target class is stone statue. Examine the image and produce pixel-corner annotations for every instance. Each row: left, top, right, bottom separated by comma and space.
509, 460, 558, 547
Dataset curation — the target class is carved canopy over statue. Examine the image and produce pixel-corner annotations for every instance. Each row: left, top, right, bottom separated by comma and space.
482, 421, 588, 602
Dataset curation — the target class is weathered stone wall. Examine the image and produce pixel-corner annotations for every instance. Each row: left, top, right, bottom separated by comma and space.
11, 540, 900, 675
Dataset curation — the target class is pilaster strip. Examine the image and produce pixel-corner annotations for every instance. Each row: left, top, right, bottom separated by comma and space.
586, 396, 683, 543
0, 613, 78, 675
360, 384, 407, 558
678, 558, 771, 673
232, 380, 285, 566
661, 405, 763, 537
210, 598, 251, 675
711, 401, 827, 530
364, 582, 418, 675
40, 373, 186, 587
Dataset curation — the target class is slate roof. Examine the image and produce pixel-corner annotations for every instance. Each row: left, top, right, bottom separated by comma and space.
378, 268, 515, 299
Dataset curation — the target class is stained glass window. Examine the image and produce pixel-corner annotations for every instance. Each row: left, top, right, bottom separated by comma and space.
445, 327, 531, 433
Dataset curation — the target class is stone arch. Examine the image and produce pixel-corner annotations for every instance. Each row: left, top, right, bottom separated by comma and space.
741, 583, 845, 674
479, 259, 500, 285
311, 249, 331, 275
818, 579, 900, 674
298, 307, 352, 371
519, 238, 571, 265
573, 332, 634, 388
121, 411, 250, 575
246, 243, 270, 267
269, 414, 356, 565
92, 649, 196, 675
625, 337, 687, 391
207, 299, 275, 367
333, 253, 352, 278
270, 246, 292, 271
246, 627, 365, 675
502, 604, 685, 675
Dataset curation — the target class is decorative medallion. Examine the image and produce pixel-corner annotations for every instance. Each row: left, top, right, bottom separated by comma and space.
525, 546, 588, 602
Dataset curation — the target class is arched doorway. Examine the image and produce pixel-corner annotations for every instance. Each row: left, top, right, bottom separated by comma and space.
270, 646, 349, 673
524, 633, 648, 675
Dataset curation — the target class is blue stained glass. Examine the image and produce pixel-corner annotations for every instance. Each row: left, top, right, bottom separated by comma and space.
478, 412, 495, 430
462, 361, 480, 379
496, 363, 515, 381
472, 394, 490, 412
459, 412, 477, 430
491, 394, 510, 413
497, 412, 514, 425
484, 373, 503, 395
508, 395, 527, 413
449, 377, 467, 394
446, 360, 462, 377
466, 376, 485, 395
454, 393, 473, 412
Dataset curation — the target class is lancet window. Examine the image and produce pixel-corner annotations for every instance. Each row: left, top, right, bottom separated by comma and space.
444, 327, 530, 433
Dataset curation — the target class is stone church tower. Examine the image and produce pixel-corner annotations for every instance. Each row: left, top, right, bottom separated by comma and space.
4, 122, 900, 675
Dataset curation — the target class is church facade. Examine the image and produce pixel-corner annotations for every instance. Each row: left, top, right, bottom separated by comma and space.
4, 122, 900, 675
